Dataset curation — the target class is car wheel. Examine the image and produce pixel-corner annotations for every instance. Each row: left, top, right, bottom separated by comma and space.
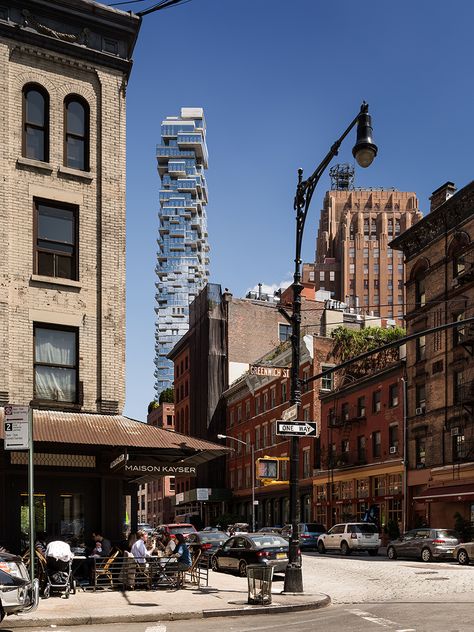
368, 549, 378, 557
387, 546, 397, 560
457, 549, 470, 565
340, 541, 351, 556
317, 541, 326, 554
211, 556, 219, 572
238, 560, 247, 577
421, 547, 433, 562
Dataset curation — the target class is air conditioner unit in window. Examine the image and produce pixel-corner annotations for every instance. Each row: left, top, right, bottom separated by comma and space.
415, 406, 425, 416
451, 427, 460, 437
389, 446, 397, 454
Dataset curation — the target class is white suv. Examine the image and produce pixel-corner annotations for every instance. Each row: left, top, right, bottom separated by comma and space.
317, 522, 381, 556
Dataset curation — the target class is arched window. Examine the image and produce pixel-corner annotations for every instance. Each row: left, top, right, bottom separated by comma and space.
23, 83, 49, 162
64, 95, 89, 171
448, 232, 471, 279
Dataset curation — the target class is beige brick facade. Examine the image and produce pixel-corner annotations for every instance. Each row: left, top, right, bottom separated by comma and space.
0, 2, 139, 414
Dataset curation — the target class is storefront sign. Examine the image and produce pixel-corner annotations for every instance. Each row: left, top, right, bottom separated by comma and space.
196, 488, 209, 501
175, 492, 184, 504
110, 453, 127, 469
249, 365, 290, 378
124, 462, 197, 476
4, 405, 30, 450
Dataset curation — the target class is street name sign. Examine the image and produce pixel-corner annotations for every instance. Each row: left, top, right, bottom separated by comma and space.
281, 404, 298, 421
249, 365, 290, 378
276, 421, 317, 437
4, 405, 30, 450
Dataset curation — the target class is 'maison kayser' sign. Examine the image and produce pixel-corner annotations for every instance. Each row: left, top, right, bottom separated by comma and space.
124, 462, 197, 476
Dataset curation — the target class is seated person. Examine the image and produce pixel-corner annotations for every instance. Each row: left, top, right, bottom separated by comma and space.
91, 532, 112, 557
90, 541, 103, 558
131, 530, 152, 563
172, 533, 191, 571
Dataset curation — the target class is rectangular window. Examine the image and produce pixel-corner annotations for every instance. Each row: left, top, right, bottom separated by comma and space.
341, 402, 350, 421
389, 425, 398, 451
262, 424, 268, 448
279, 323, 291, 342
255, 396, 260, 415
34, 324, 77, 402
349, 263, 355, 274
35, 200, 77, 280
303, 449, 311, 478
237, 405, 242, 422
389, 383, 399, 407
357, 436, 366, 462
245, 400, 250, 419
281, 381, 287, 402
303, 406, 310, 421
453, 434, 467, 461
263, 392, 268, 411
416, 335, 426, 362
329, 271, 335, 281
302, 368, 309, 393
372, 431, 381, 458
321, 365, 334, 391
245, 432, 251, 454
270, 387, 276, 408
229, 410, 234, 427
416, 436, 426, 467
432, 359, 443, 374
237, 434, 243, 454
373, 476, 385, 496
416, 383, 426, 409
270, 421, 276, 445
357, 396, 366, 417
319, 271, 325, 281
372, 390, 381, 413
255, 426, 261, 450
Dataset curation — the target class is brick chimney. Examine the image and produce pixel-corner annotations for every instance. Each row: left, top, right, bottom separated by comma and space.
429, 182, 456, 212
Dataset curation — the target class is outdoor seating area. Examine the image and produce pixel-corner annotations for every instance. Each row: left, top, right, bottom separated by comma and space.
25, 548, 208, 595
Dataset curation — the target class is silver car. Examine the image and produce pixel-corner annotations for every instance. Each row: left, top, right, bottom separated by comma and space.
0, 551, 39, 621
453, 540, 474, 565
387, 528, 459, 562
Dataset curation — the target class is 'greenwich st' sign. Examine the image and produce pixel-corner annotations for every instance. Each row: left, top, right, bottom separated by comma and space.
124, 462, 197, 477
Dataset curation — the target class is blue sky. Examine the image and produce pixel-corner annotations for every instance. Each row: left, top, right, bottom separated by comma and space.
121, 0, 474, 420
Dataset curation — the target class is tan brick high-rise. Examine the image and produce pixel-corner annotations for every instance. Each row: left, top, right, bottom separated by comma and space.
315, 185, 422, 322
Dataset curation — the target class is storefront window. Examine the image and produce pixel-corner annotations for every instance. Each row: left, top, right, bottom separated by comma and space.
373, 476, 386, 496
341, 480, 353, 499
60, 493, 84, 541
21, 493, 46, 548
357, 479, 369, 498
387, 474, 402, 494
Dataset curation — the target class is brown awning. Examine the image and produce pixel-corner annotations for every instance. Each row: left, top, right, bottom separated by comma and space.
414, 484, 474, 501
0, 409, 229, 464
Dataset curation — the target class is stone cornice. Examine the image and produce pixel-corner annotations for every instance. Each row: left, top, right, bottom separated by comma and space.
390, 180, 474, 260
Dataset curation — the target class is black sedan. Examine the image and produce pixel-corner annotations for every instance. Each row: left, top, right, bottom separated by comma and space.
186, 531, 228, 556
211, 534, 289, 577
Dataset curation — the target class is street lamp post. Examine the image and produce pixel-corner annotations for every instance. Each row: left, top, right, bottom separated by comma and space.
280, 103, 378, 593
218, 433, 256, 533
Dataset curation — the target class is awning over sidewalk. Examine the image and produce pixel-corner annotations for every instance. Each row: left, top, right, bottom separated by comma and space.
413, 484, 474, 501
0, 409, 229, 466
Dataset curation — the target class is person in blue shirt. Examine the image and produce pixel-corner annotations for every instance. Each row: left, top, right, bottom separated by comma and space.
173, 533, 191, 570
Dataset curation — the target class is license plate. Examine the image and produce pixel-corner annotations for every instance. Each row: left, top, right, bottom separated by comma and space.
276, 553, 287, 559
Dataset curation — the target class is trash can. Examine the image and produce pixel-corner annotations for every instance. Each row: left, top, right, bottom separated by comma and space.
246, 564, 274, 605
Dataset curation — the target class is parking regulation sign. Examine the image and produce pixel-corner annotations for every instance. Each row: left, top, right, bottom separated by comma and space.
4, 405, 30, 450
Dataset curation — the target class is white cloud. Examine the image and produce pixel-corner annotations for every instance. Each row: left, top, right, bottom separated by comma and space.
246, 276, 292, 296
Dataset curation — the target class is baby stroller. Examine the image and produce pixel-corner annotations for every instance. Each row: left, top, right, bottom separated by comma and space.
43, 555, 76, 598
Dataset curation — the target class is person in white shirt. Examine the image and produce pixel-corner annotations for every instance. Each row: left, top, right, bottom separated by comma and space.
131, 530, 151, 563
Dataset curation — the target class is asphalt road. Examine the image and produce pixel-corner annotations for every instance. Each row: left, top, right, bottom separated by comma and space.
4, 603, 474, 632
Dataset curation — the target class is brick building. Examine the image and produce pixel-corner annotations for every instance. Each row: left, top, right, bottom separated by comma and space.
316, 362, 405, 532
391, 181, 474, 529
168, 283, 324, 524
222, 334, 334, 528
314, 185, 421, 322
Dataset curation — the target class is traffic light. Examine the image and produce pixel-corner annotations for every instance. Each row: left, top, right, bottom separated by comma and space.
256, 457, 279, 479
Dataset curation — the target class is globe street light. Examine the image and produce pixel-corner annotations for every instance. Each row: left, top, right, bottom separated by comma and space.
217, 433, 256, 533
279, 102, 378, 593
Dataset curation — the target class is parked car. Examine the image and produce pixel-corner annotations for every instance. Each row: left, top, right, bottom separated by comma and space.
317, 522, 380, 555
0, 551, 39, 622
453, 540, 474, 565
156, 523, 197, 539
281, 523, 326, 550
257, 527, 283, 535
186, 531, 228, 556
228, 523, 249, 535
137, 523, 154, 535
386, 528, 459, 562
211, 533, 290, 576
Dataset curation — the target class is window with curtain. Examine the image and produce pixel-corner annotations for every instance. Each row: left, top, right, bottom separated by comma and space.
35, 200, 77, 280
23, 84, 49, 162
64, 96, 90, 171
34, 325, 77, 402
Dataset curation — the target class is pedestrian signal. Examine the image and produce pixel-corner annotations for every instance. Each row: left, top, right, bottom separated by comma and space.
256, 458, 279, 479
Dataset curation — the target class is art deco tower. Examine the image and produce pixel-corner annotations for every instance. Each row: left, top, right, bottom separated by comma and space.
314, 165, 422, 322
154, 108, 209, 398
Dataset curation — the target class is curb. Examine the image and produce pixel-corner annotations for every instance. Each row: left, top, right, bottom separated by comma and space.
6, 595, 331, 627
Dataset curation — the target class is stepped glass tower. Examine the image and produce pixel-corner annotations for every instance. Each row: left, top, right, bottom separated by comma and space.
154, 108, 209, 398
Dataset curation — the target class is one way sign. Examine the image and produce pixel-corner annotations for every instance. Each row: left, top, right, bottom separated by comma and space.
276, 421, 318, 437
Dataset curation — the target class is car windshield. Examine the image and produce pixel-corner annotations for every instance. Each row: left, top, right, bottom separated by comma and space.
170, 526, 195, 534
248, 535, 288, 548
306, 524, 325, 532
200, 532, 227, 542
435, 529, 457, 539
350, 524, 379, 534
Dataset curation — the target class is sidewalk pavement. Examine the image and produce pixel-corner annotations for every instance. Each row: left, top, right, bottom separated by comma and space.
6, 569, 330, 628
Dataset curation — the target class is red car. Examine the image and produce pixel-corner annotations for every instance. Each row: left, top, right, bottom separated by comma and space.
157, 523, 197, 539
